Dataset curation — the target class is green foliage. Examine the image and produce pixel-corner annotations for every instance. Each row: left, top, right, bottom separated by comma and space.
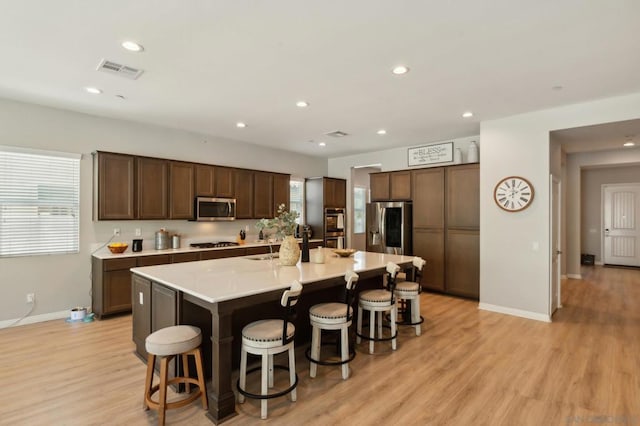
255, 204, 299, 239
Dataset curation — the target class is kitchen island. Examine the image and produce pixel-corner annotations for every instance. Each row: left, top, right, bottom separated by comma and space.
130, 250, 413, 424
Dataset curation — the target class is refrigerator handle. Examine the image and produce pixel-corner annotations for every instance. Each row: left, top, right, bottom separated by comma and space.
380, 207, 386, 250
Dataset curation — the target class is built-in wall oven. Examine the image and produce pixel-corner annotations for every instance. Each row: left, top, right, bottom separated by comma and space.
324, 208, 345, 249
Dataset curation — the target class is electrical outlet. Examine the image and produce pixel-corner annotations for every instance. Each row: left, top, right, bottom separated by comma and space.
26, 293, 35, 304
113, 228, 120, 236
135, 228, 141, 237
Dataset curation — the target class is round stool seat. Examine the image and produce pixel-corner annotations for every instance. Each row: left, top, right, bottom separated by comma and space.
395, 281, 420, 296
242, 320, 295, 349
359, 289, 392, 306
310, 303, 352, 324
145, 325, 202, 356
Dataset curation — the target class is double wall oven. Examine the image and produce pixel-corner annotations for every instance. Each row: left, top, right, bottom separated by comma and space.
324, 208, 345, 249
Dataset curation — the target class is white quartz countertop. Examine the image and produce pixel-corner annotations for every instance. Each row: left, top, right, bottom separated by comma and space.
130, 250, 414, 304
92, 238, 323, 260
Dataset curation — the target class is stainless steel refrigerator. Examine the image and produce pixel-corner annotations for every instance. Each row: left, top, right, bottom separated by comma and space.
366, 201, 412, 255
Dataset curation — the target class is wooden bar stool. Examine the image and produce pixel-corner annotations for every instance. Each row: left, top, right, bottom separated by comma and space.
237, 281, 303, 419
395, 257, 427, 336
307, 270, 359, 380
144, 325, 208, 426
356, 262, 400, 354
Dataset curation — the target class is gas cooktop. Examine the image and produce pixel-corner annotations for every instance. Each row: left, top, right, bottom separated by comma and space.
190, 241, 239, 248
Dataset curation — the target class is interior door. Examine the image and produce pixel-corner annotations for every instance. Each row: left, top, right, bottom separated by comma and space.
550, 176, 561, 316
603, 184, 640, 267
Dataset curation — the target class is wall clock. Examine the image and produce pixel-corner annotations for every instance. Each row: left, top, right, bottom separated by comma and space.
493, 176, 534, 212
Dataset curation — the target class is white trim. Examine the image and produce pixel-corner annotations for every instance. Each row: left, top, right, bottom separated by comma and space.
0, 310, 69, 329
561, 274, 568, 280
479, 303, 551, 323
567, 274, 582, 279
595, 261, 604, 266
0, 144, 82, 159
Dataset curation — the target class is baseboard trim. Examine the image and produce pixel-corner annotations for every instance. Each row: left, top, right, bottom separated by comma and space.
567, 274, 582, 280
478, 303, 551, 323
595, 261, 604, 266
0, 310, 69, 329
561, 274, 567, 280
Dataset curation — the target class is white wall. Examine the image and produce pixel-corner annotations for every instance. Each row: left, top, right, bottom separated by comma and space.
480, 92, 640, 321
0, 98, 327, 323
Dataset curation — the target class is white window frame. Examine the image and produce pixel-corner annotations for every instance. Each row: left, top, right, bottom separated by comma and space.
0, 145, 81, 257
289, 177, 305, 224
353, 185, 367, 234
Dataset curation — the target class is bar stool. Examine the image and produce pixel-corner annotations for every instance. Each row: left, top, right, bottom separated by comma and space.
237, 281, 303, 419
395, 257, 427, 336
307, 270, 359, 380
143, 325, 208, 426
356, 262, 400, 354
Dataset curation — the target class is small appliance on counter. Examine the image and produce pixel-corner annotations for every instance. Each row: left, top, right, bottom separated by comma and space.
132, 239, 143, 252
172, 234, 181, 249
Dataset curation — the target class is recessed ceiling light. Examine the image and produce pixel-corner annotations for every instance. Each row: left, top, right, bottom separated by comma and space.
552, 85, 564, 91
377, 129, 387, 135
318, 142, 326, 147
85, 87, 102, 95
121, 41, 144, 52
462, 111, 473, 118
296, 101, 309, 108
115, 94, 126, 100
392, 65, 409, 75
236, 122, 247, 128
624, 142, 635, 147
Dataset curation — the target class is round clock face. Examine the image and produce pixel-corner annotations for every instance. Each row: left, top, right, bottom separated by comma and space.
494, 176, 534, 212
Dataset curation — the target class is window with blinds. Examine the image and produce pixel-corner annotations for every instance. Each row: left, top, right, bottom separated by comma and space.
0, 146, 81, 257
289, 178, 304, 224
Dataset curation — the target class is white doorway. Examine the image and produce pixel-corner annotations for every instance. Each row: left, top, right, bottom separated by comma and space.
550, 175, 562, 315
603, 183, 640, 267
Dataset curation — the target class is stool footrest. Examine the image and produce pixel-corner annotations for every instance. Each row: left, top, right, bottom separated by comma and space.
392, 311, 425, 326
356, 324, 398, 342
145, 377, 203, 410
237, 365, 298, 400
305, 343, 355, 366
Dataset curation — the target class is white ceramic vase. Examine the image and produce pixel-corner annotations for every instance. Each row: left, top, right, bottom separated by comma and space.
453, 148, 462, 164
468, 141, 479, 163
279, 235, 301, 266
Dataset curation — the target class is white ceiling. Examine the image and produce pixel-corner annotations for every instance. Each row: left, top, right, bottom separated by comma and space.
1, 1, 640, 158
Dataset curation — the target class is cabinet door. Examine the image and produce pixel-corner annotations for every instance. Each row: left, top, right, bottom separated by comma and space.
413, 228, 445, 291
195, 164, 215, 197
446, 229, 479, 298
96, 152, 135, 220
137, 255, 171, 267
447, 164, 479, 229
254, 172, 274, 218
273, 174, 290, 215
137, 157, 168, 219
390, 171, 412, 200
132, 275, 151, 358
234, 169, 254, 219
412, 168, 445, 229
171, 252, 200, 263
324, 178, 346, 208
215, 166, 235, 198
103, 269, 133, 314
370, 173, 390, 201
151, 283, 177, 332
169, 161, 195, 219
200, 248, 247, 260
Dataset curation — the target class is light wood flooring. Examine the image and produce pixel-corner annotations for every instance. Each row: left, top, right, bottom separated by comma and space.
1, 266, 639, 425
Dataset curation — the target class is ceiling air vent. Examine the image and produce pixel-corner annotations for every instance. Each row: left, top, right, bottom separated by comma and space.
325, 130, 349, 138
96, 59, 144, 80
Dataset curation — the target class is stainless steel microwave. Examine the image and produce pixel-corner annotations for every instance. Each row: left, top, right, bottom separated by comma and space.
194, 197, 236, 221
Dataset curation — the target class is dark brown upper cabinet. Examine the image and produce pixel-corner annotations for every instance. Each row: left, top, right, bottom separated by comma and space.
370, 171, 411, 201
234, 169, 254, 219
254, 171, 274, 219
137, 157, 169, 219
273, 174, 290, 216
447, 164, 480, 229
323, 177, 346, 208
195, 164, 215, 197
168, 161, 195, 219
215, 166, 235, 198
95, 152, 135, 220
411, 168, 445, 229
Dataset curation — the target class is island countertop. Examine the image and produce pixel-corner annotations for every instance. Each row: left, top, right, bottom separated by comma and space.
130, 250, 414, 304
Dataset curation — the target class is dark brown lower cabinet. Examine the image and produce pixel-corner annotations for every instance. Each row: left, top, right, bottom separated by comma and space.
446, 229, 480, 298
413, 228, 445, 292
132, 275, 151, 358
92, 257, 137, 319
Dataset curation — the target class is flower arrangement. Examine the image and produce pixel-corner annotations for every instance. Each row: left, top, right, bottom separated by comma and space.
256, 204, 299, 240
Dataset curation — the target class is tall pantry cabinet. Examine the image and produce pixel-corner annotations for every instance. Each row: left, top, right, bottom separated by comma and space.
411, 163, 479, 298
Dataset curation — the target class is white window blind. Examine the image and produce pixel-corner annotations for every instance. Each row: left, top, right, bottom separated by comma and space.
0, 146, 80, 257
289, 178, 304, 224
353, 186, 367, 234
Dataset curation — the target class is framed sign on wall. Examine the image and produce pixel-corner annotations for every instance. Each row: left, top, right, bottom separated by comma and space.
408, 142, 453, 166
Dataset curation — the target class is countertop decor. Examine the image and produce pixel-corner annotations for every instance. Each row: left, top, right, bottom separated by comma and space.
256, 204, 300, 265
